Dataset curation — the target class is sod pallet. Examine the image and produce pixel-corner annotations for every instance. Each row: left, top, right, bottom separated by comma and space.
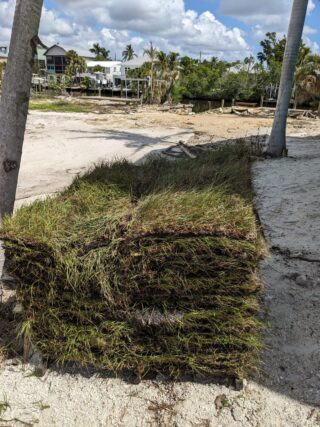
1, 144, 264, 379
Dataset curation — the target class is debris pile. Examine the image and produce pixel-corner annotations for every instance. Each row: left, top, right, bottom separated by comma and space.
158, 103, 194, 115
207, 106, 319, 120
162, 135, 268, 160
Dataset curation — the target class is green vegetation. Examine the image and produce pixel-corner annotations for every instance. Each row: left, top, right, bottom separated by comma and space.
33, 32, 319, 108
65, 50, 87, 78
173, 32, 320, 106
89, 43, 111, 61
122, 32, 319, 106
122, 44, 137, 61
1, 144, 264, 380
29, 100, 94, 113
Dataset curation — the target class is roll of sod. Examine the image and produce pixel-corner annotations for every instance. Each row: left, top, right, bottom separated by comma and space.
1, 145, 264, 379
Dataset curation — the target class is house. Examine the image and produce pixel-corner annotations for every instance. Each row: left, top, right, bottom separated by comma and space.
121, 55, 149, 79
86, 60, 122, 86
35, 40, 48, 74
0, 47, 8, 64
44, 44, 67, 75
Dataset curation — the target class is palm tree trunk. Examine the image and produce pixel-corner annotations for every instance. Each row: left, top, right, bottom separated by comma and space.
266, 0, 309, 157
0, 0, 43, 220
293, 85, 299, 109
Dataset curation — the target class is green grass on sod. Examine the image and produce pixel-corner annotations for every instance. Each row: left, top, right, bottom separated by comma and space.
1, 144, 264, 380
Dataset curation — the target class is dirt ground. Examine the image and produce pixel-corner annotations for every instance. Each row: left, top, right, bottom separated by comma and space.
1, 107, 320, 426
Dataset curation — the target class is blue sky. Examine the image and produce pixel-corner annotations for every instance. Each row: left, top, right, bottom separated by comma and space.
0, 0, 319, 60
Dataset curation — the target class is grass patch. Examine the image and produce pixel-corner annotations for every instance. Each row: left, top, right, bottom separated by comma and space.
1, 143, 264, 380
29, 100, 95, 113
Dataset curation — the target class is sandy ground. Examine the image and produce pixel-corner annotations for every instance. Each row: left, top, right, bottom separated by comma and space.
16, 108, 320, 207
1, 108, 320, 426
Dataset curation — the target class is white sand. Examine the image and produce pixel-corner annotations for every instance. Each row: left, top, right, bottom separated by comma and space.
16, 111, 193, 207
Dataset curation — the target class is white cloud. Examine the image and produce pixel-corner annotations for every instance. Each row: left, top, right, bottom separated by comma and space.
220, 0, 316, 38
0, 0, 317, 60
0, 0, 250, 59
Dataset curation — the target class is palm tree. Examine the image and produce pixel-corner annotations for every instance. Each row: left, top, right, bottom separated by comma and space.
0, 0, 43, 220
292, 44, 312, 107
157, 51, 168, 71
144, 42, 158, 102
99, 47, 111, 60
294, 53, 320, 107
167, 52, 180, 71
89, 43, 111, 61
65, 50, 87, 78
156, 51, 180, 103
90, 43, 101, 57
122, 44, 137, 61
266, 0, 309, 157
166, 52, 180, 103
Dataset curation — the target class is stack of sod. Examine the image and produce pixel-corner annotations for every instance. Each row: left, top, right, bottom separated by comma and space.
1, 144, 264, 379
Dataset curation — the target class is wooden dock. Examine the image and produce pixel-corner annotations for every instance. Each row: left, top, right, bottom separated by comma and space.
78, 96, 141, 103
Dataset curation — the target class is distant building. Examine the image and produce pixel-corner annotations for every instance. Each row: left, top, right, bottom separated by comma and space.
86, 60, 122, 86
44, 45, 67, 75
82, 55, 95, 62
0, 46, 8, 64
121, 56, 149, 79
35, 40, 48, 73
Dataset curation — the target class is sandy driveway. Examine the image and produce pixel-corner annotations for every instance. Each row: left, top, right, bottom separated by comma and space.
17, 109, 320, 206
1, 110, 320, 426
16, 111, 193, 206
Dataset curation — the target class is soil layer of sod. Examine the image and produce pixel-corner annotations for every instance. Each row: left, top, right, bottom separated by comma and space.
1, 144, 264, 380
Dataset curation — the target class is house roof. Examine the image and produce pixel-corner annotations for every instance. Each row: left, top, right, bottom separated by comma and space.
86, 61, 122, 68
44, 44, 67, 56
122, 56, 149, 68
82, 56, 96, 61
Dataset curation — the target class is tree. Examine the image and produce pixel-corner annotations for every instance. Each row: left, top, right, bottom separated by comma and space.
157, 51, 168, 72
294, 53, 320, 107
65, 50, 87, 78
176, 58, 229, 100
267, 0, 309, 157
89, 43, 111, 61
0, 0, 43, 220
122, 44, 137, 61
144, 42, 158, 102
258, 32, 287, 66
155, 51, 180, 103
258, 31, 311, 92
167, 52, 180, 71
